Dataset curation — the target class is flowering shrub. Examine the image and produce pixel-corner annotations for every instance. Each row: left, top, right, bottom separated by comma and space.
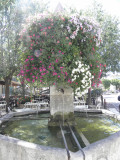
19, 13, 104, 92
17, 96, 31, 104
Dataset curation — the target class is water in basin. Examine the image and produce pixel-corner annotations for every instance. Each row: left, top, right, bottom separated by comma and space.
0, 113, 120, 152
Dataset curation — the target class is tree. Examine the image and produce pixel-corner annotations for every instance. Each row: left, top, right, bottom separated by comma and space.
111, 79, 120, 90
0, 0, 49, 111
84, 1, 120, 73
0, 1, 24, 111
102, 79, 111, 89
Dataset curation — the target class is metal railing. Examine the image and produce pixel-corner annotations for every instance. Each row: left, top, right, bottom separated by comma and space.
67, 122, 85, 160
59, 123, 71, 160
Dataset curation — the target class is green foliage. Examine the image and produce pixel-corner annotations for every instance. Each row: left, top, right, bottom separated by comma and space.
111, 79, 120, 90
91, 88, 103, 97
102, 79, 111, 89
0, 0, 49, 81
84, 1, 120, 73
0, 1, 24, 79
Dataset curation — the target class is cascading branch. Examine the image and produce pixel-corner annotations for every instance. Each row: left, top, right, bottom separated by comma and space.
19, 13, 104, 93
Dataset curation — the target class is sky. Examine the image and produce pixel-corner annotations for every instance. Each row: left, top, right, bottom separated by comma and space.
19, 0, 120, 19
48, 0, 120, 19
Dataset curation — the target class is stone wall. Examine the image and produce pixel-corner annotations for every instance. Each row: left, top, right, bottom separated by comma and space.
0, 130, 120, 160
0, 134, 68, 160
1, 109, 120, 160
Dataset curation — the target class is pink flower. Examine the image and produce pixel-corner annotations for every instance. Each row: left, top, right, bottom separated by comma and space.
53, 72, 57, 76
41, 73, 46, 76
48, 26, 51, 29
61, 52, 64, 55
57, 41, 60, 43
31, 44, 33, 46
26, 78, 30, 82
40, 61, 42, 63
69, 42, 72, 45
56, 59, 58, 63
32, 76, 35, 78
33, 34, 35, 37
49, 66, 51, 68
53, 82, 55, 85
60, 67, 63, 69
36, 77, 38, 79
31, 58, 34, 61
30, 47, 32, 50
40, 80, 42, 82
65, 72, 68, 76
59, 50, 61, 53
25, 59, 29, 62
58, 75, 60, 78
68, 79, 72, 83
32, 79, 35, 83
20, 70, 24, 73
66, 37, 69, 40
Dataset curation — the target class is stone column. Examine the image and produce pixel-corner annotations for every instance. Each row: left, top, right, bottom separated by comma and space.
48, 85, 74, 126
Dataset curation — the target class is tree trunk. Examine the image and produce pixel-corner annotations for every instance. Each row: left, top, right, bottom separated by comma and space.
88, 88, 91, 105
5, 78, 11, 112
4, 68, 16, 112
21, 82, 25, 98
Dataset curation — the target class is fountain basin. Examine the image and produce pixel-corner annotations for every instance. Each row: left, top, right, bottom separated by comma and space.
0, 109, 120, 160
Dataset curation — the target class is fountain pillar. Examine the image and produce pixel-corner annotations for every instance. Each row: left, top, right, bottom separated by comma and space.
48, 85, 74, 126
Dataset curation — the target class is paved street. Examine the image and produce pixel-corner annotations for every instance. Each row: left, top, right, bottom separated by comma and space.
103, 93, 120, 112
